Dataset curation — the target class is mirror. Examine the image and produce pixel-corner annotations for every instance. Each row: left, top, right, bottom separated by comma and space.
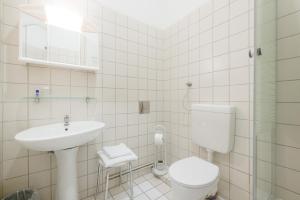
48, 26, 81, 65
21, 14, 47, 61
19, 10, 99, 71
81, 32, 99, 67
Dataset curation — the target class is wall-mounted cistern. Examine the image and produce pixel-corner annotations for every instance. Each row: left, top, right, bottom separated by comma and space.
64, 115, 70, 131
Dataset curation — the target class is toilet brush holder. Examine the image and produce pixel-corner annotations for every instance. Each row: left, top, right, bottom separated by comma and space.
152, 125, 168, 177
152, 160, 168, 177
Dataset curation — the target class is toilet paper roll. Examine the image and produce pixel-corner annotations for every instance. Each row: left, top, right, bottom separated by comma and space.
154, 133, 164, 145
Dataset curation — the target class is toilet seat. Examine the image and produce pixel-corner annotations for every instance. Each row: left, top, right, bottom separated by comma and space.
169, 156, 219, 189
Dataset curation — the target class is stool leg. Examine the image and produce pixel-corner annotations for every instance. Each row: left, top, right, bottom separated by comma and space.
96, 164, 100, 194
129, 162, 133, 199
119, 167, 122, 186
101, 165, 104, 193
105, 171, 110, 200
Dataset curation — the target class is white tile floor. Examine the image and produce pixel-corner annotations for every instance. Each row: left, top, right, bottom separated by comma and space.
84, 173, 172, 200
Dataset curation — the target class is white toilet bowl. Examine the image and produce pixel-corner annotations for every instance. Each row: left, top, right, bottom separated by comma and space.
169, 156, 219, 200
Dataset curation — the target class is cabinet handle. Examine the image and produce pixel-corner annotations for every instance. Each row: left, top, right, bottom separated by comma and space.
257, 48, 262, 56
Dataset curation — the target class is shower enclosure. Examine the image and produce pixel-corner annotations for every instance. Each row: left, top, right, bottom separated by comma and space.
254, 0, 277, 199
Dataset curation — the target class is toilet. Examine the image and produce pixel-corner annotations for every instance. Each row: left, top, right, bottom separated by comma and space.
169, 104, 235, 200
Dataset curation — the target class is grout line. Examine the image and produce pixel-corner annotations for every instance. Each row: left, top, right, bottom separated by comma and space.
275, 184, 300, 196
277, 9, 300, 20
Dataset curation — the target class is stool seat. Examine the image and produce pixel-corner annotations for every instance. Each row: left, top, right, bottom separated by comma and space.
96, 144, 138, 200
98, 149, 137, 168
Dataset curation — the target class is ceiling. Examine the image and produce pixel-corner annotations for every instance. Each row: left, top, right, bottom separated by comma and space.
96, 0, 209, 29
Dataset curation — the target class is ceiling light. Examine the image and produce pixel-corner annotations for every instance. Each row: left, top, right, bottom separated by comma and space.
45, 5, 83, 32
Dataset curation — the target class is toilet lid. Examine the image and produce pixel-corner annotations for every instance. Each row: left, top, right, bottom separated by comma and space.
169, 156, 219, 189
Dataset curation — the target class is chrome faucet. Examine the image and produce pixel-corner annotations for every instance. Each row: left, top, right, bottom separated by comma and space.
64, 115, 70, 130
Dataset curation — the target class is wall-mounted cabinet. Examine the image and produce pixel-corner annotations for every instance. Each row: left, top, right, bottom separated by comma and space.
19, 4, 99, 71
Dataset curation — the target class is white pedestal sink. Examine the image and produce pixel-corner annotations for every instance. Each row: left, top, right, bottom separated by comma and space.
15, 121, 105, 200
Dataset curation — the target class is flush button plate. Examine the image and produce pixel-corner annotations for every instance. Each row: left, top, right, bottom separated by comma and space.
139, 101, 150, 114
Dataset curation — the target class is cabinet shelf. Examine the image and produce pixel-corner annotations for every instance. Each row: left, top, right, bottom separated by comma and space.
19, 57, 99, 71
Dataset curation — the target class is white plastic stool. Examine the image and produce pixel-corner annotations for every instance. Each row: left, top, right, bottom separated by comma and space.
96, 144, 138, 200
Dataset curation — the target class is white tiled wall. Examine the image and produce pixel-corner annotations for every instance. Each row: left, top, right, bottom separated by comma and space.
162, 0, 254, 199
276, 0, 300, 199
0, 0, 164, 199
1, 0, 299, 200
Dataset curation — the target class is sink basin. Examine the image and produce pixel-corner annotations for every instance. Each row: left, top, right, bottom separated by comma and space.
15, 121, 105, 200
15, 121, 105, 151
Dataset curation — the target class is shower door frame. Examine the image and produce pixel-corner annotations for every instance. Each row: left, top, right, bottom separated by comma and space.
253, 0, 278, 199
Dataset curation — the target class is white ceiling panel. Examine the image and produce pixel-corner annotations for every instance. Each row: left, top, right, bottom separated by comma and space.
97, 0, 209, 29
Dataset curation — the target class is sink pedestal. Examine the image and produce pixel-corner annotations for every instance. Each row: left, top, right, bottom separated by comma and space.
55, 147, 79, 200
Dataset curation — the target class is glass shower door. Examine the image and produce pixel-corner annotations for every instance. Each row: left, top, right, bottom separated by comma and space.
254, 0, 277, 199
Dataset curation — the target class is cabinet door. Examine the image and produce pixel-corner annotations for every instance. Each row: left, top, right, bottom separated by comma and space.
20, 13, 47, 60
48, 25, 81, 65
81, 32, 98, 67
